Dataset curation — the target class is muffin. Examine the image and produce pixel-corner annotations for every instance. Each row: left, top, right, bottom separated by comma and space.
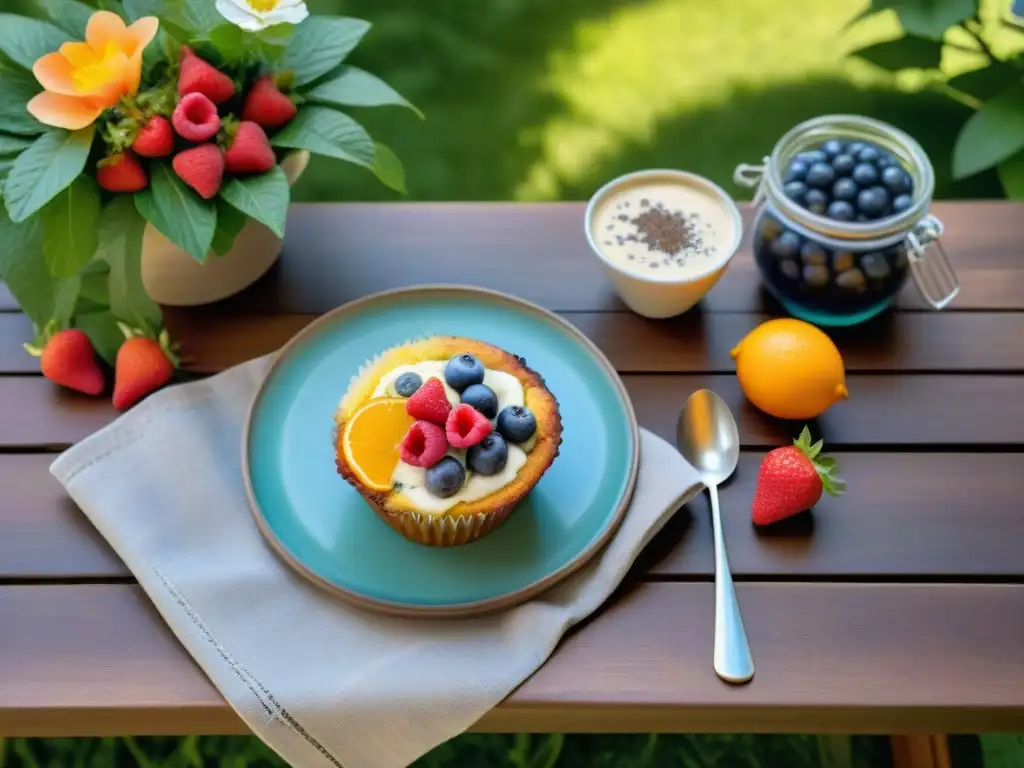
333, 336, 563, 547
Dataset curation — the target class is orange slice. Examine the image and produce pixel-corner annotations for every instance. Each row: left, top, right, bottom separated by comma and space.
341, 397, 416, 492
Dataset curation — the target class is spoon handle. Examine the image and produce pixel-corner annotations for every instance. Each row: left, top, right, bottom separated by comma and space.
708, 483, 755, 684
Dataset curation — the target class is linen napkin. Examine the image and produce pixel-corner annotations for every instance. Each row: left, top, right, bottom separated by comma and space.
50, 354, 705, 768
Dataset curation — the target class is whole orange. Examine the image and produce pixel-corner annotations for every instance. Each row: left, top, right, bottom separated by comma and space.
730, 318, 849, 420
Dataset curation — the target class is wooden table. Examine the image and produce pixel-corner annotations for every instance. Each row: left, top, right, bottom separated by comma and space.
1, 201, 1023, 743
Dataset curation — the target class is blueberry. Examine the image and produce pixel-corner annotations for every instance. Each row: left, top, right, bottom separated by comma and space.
856, 187, 890, 219
796, 149, 827, 165
831, 154, 855, 176
784, 160, 808, 182
425, 456, 466, 498
832, 177, 858, 201
881, 166, 912, 195
394, 372, 422, 397
444, 353, 485, 392
804, 189, 828, 214
892, 193, 913, 214
822, 139, 845, 157
496, 404, 537, 443
467, 433, 509, 476
875, 152, 897, 169
460, 383, 498, 419
805, 162, 835, 189
783, 181, 807, 203
800, 242, 827, 266
846, 141, 866, 156
771, 231, 802, 258
826, 200, 855, 221
857, 145, 881, 164
851, 163, 879, 186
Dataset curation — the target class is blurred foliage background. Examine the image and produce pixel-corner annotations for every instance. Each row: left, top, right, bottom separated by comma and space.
4, 0, 1024, 764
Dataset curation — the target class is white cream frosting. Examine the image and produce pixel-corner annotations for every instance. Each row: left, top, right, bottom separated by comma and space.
371, 361, 533, 514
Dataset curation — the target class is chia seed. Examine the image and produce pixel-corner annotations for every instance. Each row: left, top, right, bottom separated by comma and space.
629, 205, 705, 257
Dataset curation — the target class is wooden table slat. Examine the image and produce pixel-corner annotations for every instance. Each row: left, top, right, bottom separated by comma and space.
4, 452, 1023, 582
1, 582, 1022, 737
1, 374, 1021, 449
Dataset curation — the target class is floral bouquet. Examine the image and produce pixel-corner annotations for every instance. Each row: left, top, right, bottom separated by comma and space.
0, 0, 419, 409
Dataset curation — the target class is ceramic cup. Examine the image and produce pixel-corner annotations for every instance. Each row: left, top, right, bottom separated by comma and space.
583, 169, 744, 319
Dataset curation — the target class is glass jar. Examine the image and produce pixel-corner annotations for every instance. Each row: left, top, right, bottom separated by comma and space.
733, 114, 959, 326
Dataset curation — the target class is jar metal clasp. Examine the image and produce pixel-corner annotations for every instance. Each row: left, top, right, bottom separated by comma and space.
905, 215, 959, 310
733, 158, 769, 206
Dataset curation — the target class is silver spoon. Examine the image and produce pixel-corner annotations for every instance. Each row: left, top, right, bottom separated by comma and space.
677, 388, 754, 684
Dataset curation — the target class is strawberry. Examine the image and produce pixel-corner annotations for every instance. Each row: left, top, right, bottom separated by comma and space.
177, 45, 236, 104
172, 92, 220, 142
132, 115, 174, 157
400, 421, 448, 468
96, 151, 148, 193
751, 426, 846, 526
224, 121, 275, 174
112, 325, 178, 411
405, 377, 452, 425
445, 403, 492, 448
241, 75, 297, 129
172, 144, 225, 200
24, 327, 105, 396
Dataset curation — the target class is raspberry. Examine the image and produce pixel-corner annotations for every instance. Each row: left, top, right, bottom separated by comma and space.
405, 377, 451, 426
446, 403, 492, 448
172, 93, 220, 142
399, 421, 448, 468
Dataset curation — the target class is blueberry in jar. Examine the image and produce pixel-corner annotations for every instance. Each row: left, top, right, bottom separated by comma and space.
851, 163, 879, 186
856, 187, 890, 219
496, 404, 537, 443
860, 252, 890, 280
800, 241, 827, 266
467, 433, 509, 475
771, 230, 802, 258
444, 353, 485, 392
822, 138, 845, 157
783, 181, 808, 204
394, 372, 422, 397
804, 188, 828, 214
831, 154, 855, 176
797, 149, 827, 165
892, 194, 913, 214
826, 200, 855, 221
846, 141, 866, 156
461, 383, 498, 419
881, 165, 912, 195
805, 162, 835, 189
784, 160, 808, 182
425, 456, 466, 498
832, 177, 858, 201
856, 145, 881, 164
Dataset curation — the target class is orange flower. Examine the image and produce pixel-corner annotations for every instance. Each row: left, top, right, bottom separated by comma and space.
28, 11, 159, 131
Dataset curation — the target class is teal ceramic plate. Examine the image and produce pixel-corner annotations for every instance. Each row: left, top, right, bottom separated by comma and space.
243, 285, 638, 617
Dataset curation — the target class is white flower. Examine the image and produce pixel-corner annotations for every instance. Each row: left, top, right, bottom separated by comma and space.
215, 0, 308, 31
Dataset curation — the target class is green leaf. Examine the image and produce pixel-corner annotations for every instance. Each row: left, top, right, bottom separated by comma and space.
41, 176, 101, 278
952, 83, 1024, 179
848, 35, 944, 71
0, 72, 45, 136
37, 0, 96, 38
206, 24, 247, 62
99, 196, 161, 332
997, 148, 1024, 199
0, 155, 16, 180
270, 106, 375, 169
74, 309, 124, 365
135, 163, 216, 262
0, 15, 72, 70
946, 64, 1018, 102
167, 0, 223, 36
78, 259, 110, 310
3, 125, 95, 223
211, 199, 248, 256
304, 66, 423, 119
122, 0, 161, 20
370, 142, 407, 194
0, 207, 79, 329
281, 16, 371, 87
0, 134, 33, 155
219, 165, 289, 238
870, 0, 977, 39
